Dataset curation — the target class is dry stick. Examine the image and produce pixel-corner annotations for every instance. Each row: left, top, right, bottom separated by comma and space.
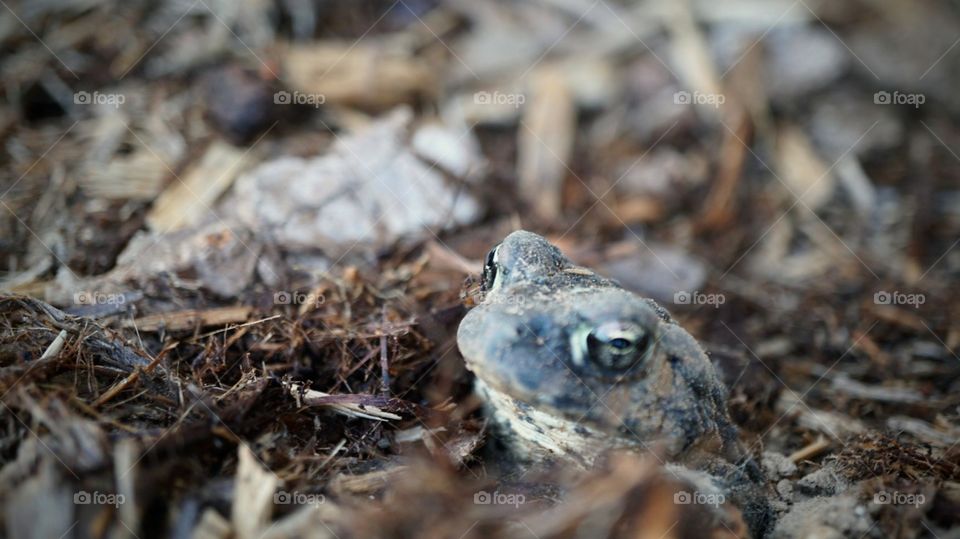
285, 382, 401, 421
39, 329, 68, 360
0, 329, 69, 395
379, 305, 390, 396
318, 438, 347, 471
193, 314, 283, 342
92, 351, 166, 408
697, 107, 751, 232
788, 436, 831, 463
70, 398, 140, 432
123, 306, 253, 332
344, 346, 380, 378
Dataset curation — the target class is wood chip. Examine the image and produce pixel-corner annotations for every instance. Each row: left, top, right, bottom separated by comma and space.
831, 373, 926, 404
114, 439, 139, 534
697, 109, 750, 230
887, 416, 960, 447
122, 306, 252, 332
4, 461, 74, 539
331, 465, 409, 496
776, 125, 835, 211
284, 42, 435, 110
518, 65, 576, 221
610, 196, 665, 224
147, 141, 254, 232
192, 509, 231, 539
39, 329, 67, 360
788, 436, 831, 463
664, 0, 723, 117
424, 240, 477, 275
81, 149, 171, 200
835, 155, 876, 215
776, 391, 866, 440
286, 382, 402, 421
259, 505, 338, 539
864, 303, 927, 332
232, 445, 279, 539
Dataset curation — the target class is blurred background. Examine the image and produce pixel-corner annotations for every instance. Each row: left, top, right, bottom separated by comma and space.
0, 0, 959, 537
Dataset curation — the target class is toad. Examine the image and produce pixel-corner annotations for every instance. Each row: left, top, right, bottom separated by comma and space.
457, 231, 771, 536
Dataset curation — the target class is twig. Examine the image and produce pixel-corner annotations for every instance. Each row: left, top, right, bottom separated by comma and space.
285, 382, 402, 421
196, 314, 283, 339
380, 305, 390, 396
39, 329, 68, 360
789, 436, 831, 463
92, 352, 165, 408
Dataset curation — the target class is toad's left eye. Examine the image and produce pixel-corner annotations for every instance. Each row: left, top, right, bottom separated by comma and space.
481, 244, 502, 291
580, 322, 653, 372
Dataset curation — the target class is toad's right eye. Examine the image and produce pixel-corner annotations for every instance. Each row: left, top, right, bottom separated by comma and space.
570, 321, 656, 378
482, 244, 501, 291
585, 322, 652, 372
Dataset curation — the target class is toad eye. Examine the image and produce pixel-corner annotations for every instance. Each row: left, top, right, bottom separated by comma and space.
577, 322, 654, 372
481, 243, 502, 291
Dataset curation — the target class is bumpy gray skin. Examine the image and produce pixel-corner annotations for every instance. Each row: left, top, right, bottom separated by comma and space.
458, 230, 771, 537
